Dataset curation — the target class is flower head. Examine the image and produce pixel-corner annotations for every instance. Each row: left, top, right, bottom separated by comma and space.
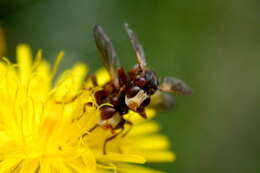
0, 45, 174, 173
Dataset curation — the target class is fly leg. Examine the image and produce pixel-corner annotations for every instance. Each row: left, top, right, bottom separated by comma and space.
82, 123, 100, 138
71, 102, 94, 122
103, 128, 124, 155
121, 120, 133, 138
117, 121, 133, 154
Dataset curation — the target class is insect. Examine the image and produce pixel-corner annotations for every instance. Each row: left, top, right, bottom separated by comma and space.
89, 23, 192, 154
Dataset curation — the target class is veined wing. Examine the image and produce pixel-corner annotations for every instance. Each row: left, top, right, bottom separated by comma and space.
94, 25, 120, 88
124, 23, 147, 70
159, 76, 193, 95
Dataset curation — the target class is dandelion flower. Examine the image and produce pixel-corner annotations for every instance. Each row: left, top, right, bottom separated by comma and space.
0, 45, 174, 173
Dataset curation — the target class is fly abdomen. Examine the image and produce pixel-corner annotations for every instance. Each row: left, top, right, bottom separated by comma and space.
99, 105, 124, 130
100, 106, 117, 120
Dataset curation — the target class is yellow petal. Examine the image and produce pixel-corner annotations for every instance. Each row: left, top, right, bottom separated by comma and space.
95, 68, 110, 85
124, 109, 156, 124
30, 60, 51, 100
51, 51, 64, 78
81, 147, 97, 171
129, 121, 160, 136
17, 44, 32, 83
97, 153, 146, 164
39, 159, 51, 173
142, 151, 175, 162
132, 135, 170, 150
50, 158, 72, 173
117, 163, 164, 173
0, 159, 23, 173
53, 63, 87, 102
71, 63, 88, 89
19, 159, 39, 173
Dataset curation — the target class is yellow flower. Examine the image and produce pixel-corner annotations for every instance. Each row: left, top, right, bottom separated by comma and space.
0, 45, 174, 173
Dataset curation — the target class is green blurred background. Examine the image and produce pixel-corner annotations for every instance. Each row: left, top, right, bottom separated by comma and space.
0, 0, 259, 172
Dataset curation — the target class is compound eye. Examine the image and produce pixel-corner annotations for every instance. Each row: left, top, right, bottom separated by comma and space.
140, 97, 151, 107
126, 86, 140, 98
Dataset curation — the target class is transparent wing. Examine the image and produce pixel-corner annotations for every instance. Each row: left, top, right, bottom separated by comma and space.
124, 23, 147, 70
159, 76, 193, 95
149, 91, 176, 111
93, 25, 120, 87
